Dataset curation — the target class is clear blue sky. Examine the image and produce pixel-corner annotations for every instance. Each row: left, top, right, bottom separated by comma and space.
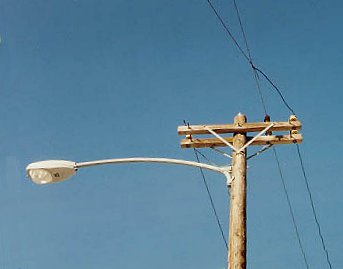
1, 0, 342, 268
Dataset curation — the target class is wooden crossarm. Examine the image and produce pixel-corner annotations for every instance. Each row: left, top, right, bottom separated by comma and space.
178, 121, 301, 135
180, 134, 303, 148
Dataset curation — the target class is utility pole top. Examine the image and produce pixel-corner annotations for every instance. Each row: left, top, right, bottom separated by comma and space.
178, 114, 302, 269
235, 113, 247, 124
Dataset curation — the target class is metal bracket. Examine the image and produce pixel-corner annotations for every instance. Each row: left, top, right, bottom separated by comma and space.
221, 166, 233, 187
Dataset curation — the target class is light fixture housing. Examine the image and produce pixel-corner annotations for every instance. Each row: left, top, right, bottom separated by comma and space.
26, 160, 76, 184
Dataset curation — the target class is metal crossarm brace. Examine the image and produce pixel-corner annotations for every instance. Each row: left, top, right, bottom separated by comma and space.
237, 123, 274, 152
205, 126, 238, 152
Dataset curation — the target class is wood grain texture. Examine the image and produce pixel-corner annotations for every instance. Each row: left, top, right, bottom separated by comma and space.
229, 113, 247, 269
180, 134, 302, 148
177, 120, 301, 135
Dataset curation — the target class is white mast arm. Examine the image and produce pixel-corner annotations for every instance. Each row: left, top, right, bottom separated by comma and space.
76, 157, 230, 175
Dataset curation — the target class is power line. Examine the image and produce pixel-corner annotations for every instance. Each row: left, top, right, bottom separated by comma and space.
194, 149, 228, 250
252, 69, 268, 115
233, 0, 293, 115
296, 144, 333, 269
194, 148, 218, 166
247, 144, 272, 160
232, 0, 268, 115
228, 1, 311, 267
183, 120, 228, 250
253, 66, 296, 115
233, 2, 332, 265
230, 2, 334, 267
232, 0, 252, 61
206, 0, 295, 116
273, 148, 310, 269
205, 2, 334, 268
206, 0, 250, 63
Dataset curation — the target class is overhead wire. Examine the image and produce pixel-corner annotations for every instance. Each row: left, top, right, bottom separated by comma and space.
194, 149, 228, 250
232, 0, 268, 115
253, 66, 296, 115
252, 69, 268, 115
232, 0, 252, 60
206, 0, 294, 115
296, 144, 333, 269
246, 144, 272, 160
273, 147, 310, 269
183, 120, 228, 250
194, 148, 218, 166
208, 0, 312, 266
206, 0, 250, 63
231, 1, 333, 267
205, 0, 334, 267
194, 2, 335, 267
231, 1, 310, 266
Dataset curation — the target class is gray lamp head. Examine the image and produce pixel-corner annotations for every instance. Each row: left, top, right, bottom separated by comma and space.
26, 160, 76, 184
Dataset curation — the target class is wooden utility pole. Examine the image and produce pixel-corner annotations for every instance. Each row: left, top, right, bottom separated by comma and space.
229, 113, 247, 269
177, 113, 302, 269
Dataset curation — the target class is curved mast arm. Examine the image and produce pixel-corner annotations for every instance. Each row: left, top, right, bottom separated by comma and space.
76, 157, 230, 176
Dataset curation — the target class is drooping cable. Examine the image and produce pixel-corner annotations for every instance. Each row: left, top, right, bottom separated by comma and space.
232, 0, 252, 61
296, 144, 333, 269
205, 0, 295, 115
183, 120, 228, 250
231, 1, 334, 267
252, 69, 268, 115
204, 2, 334, 267
194, 148, 219, 166
232, 0, 267, 115
273, 147, 310, 269
229, 1, 311, 267
253, 66, 296, 115
206, 0, 250, 63
194, 149, 228, 250
246, 144, 272, 160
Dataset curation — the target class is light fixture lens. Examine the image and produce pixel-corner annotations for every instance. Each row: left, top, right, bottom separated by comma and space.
26, 160, 76, 184
28, 169, 53, 184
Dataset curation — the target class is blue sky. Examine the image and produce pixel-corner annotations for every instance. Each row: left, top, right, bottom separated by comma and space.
1, 0, 342, 268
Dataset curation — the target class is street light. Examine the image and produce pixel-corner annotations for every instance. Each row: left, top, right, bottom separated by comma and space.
26, 157, 232, 185
26, 114, 303, 269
